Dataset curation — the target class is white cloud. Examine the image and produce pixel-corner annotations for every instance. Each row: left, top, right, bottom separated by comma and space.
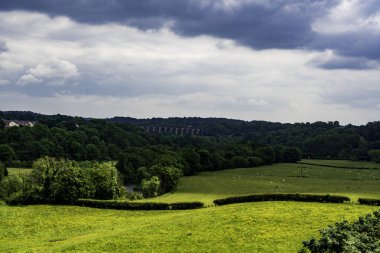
17, 59, 78, 86
312, 0, 380, 34
0, 11, 379, 124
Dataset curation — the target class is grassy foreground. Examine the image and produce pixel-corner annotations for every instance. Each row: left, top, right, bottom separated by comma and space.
0, 202, 378, 252
145, 162, 380, 205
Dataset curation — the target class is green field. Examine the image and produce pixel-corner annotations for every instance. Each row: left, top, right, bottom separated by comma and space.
2, 160, 380, 252
0, 202, 377, 252
143, 162, 380, 205
7, 168, 32, 176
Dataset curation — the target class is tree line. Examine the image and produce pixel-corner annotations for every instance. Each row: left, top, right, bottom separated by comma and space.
0, 112, 303, 197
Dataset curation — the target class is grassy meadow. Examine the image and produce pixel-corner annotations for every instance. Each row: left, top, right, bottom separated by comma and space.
0, 202, 378, 252
7, 167, 32, 176
143, 161, 380, 205
2, 160, 380, 252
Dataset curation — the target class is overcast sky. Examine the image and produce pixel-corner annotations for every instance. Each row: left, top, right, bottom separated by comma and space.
0, 0, 380, 124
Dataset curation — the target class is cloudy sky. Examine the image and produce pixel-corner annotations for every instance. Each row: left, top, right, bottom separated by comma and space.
0, 0, 380, 124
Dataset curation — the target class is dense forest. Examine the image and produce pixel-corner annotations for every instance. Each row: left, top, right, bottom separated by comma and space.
1, 111, 380, 184
1, 110, 380, 205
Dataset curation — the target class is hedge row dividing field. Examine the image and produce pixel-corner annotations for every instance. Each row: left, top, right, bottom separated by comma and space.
213, 194, 350, 206
358, 198, 380, 206
76, 199, 204, 210
298, 159, 380, 170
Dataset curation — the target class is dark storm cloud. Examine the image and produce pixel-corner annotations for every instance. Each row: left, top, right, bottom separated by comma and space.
309, 55, 379, 70
1, 0, 380, 69
0, 0, 336, 48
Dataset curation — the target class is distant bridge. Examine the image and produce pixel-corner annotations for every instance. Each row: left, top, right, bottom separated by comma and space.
142, 126, 207, 136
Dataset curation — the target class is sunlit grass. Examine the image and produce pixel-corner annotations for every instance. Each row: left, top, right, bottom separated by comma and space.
0, 203, 377, 252
7, 167, 32, 176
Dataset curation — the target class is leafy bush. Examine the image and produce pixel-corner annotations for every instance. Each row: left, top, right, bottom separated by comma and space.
141, 176, 160, 198
150, 165, 182, 194
300, 210, 380, 253
84, 162, 120, 200
76, 199, 204, 210
0, 174, 23, 199
214, 194, 350, 206
125, 192, 144, 200
358, 198, 380, 206
4, 157, 125, 205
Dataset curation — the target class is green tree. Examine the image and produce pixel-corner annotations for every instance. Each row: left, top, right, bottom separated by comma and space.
368, 149, 380, 163
86, 162, 120, 200
0, 144, 16, 165
150, 165, 182, 194
141, 176, 160, 198
0, 174, 23, 199
282, 147, 302, 163
256, 146, 276, 165
30, 157, 88, 203
230, 156, 249, 168
247, 157, 263, 167
86, 144, 100, 160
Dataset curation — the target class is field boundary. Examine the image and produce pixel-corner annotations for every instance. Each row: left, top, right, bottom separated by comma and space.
75, 199, 205, 210
358, 198, 380, 206
213, 194, 350, 206
297, 162, 377, 170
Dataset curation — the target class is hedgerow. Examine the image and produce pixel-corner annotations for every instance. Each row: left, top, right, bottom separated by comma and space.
76, 199, 204, 210
213, 194, 350, 206
358, 198, 380, 206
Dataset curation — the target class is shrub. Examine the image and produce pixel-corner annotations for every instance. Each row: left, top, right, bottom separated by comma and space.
150, 165, 182, 194
358, 198, 380, 206
84, 162, 120, 200
125, 192, 144, 200
76, 199, 204, 210
0, 174, 23, 199
213, 194, 350, 206
141, 176, 160, 198
300, 210, 380, 252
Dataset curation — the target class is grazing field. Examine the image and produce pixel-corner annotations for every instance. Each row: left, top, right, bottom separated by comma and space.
0, 203, 377, 252
143, 162, 380, 205
7, 168, 32, 176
